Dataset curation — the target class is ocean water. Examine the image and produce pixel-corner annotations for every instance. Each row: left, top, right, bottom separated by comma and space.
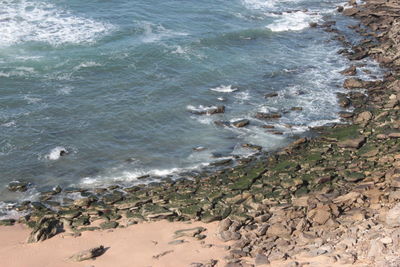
0, 0, 383, 211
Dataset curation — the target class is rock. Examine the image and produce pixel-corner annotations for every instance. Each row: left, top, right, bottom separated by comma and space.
73, 197, 93, 207
218, 230, 241, 242
100, 221, 119, 230
153, 250, 174, 259
337, 6, 344, 12
255, 112, 281, 120
290, 107, 303, 111
343, 78, 365, 89
255, 254, 270, 266
333, 191, 361, 204
173, 227, 206, 239
0, 219, 16, 226
210, 159, 233, 166
69, 245, 107, 262
340, 65, 357, 76
388, 133, 400, 138
307, 207, 331, 225
386, 203, 400, 227
27, 217, 61, 243
168, 239, 186, 245
7, 181, 29, 192
265, 93, 278, 98
207, 106, 225, 115
343, 7, 359, 16
218, 218, 233, 232
232, 119, 250, 128
266, 224, 291, 237
338, 136, 366, 149
242, 143, 262, 151
214, 120, 230, 127
355, 111, 373, 125
309, 22, 318, 28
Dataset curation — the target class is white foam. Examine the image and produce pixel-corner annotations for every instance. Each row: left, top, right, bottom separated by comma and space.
23, 95, 41, 104
1, 121, 16, 127
187, 105, 218, 114
73, 61, 102, 71
0, 0, 114, 47
0, 67, 35, 77
210, 85, 238, 93
234, 91, 251, 101
45, 146, 68, 160
140, 22, 188, 44
266, 11, 321, 32
241, 0, 302, 10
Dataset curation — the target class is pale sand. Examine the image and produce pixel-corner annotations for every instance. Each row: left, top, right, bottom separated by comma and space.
0, 221, 370, 267
0, 221, 229, 267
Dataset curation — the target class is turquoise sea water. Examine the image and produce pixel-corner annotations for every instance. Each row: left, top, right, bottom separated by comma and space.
0, 0, 383, 215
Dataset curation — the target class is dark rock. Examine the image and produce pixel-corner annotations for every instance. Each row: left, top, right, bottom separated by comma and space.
27, 217, 61, 243
265, 93, 278, 98
207, 106, 225, 115
0, 219, 16, 226
7, 181, 29, 192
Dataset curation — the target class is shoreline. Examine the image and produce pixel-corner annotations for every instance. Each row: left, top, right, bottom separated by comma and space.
2, 0, 400, 266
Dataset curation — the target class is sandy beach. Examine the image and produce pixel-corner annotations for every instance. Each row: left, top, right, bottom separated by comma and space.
0, 221, 229, 267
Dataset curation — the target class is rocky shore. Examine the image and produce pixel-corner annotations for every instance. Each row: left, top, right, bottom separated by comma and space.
2, 0, 400, 266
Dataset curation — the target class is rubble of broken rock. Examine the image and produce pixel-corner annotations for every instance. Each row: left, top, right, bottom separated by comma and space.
3, 0, 400, 266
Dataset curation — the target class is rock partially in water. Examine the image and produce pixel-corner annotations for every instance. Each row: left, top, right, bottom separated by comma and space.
7, 181, 29, 192
232, 119, 249, 128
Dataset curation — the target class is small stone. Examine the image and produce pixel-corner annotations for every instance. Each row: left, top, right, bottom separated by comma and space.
255, 254, 270, 266
386, 203, 400, 227
69, 245, 107, 262
380, 237, 393, 244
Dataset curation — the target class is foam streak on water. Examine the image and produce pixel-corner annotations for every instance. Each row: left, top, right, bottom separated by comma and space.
0, 0, 114, 47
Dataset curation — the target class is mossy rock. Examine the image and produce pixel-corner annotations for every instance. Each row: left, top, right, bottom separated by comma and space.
229, 167, 266, 191
326, 125, 360, 141
344, 171, 365, 182
100, 221, 119, 229
270, 160, 300, 173
0, 219, 15, 226
180, 205, 202, 219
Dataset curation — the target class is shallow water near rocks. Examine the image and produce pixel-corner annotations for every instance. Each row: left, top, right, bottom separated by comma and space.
0, 0, 384, 215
